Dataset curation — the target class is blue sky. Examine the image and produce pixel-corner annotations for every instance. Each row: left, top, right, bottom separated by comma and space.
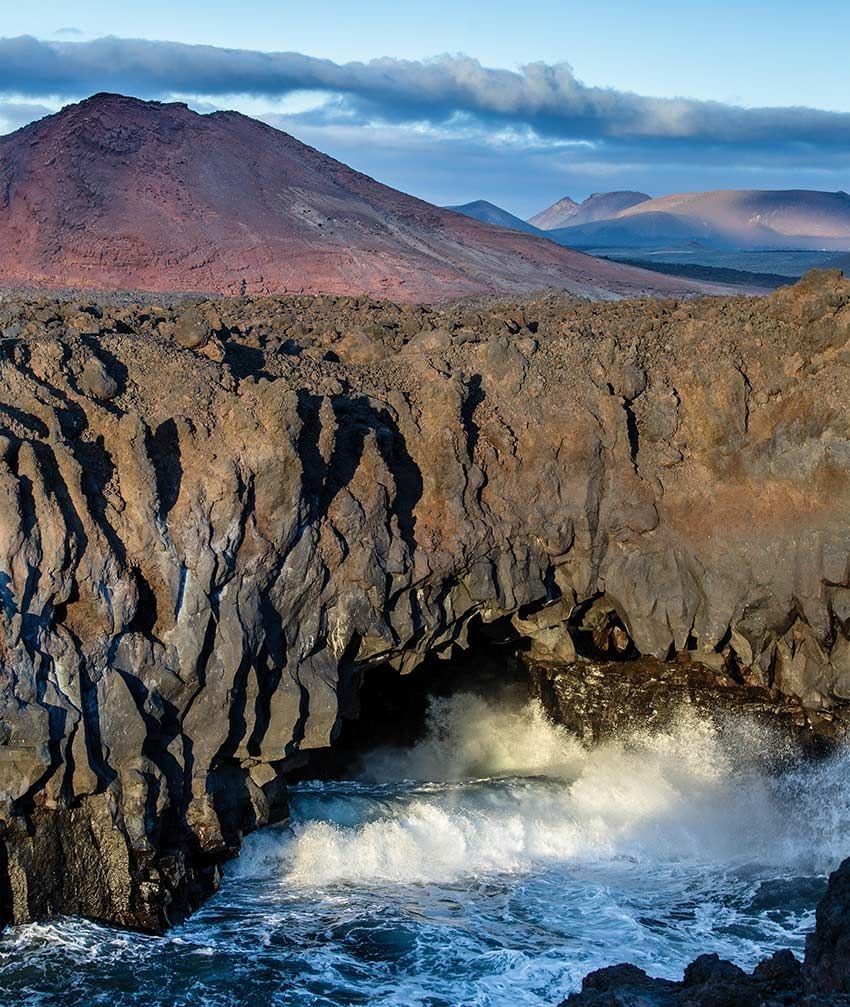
1, 1, 849, 216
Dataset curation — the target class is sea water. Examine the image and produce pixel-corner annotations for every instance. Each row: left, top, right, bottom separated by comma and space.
1, 692, 848, 1007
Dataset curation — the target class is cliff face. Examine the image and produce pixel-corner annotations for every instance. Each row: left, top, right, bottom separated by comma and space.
1, 271, 850, 930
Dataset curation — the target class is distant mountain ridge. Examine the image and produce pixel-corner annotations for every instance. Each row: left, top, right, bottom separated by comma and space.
537, 189, 850, 251
445, 200, 546, 237
0, 94, 716, 300
530, 191, 651, 230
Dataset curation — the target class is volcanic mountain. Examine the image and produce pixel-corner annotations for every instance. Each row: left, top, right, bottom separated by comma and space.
530, 191, 651, 230
527, 195, 579, 230
0, 94, 707, 301
444, 199, 546, 237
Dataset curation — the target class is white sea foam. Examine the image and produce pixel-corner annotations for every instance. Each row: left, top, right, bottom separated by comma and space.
237, 693, 850, 889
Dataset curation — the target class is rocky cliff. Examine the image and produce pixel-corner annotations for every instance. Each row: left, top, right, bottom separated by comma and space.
1, 271, 850, 930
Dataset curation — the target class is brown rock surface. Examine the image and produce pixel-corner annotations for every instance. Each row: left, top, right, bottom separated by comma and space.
0, 272, 848, 931
0, 94, 731, 302
528, 656, 845, 752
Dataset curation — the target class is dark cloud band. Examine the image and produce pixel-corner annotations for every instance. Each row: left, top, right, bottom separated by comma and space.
1, 35, 850, 151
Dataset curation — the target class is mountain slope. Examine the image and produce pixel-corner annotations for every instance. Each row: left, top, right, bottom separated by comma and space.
0, 94, 710, 301
445, 200, 546, 237
549, 212, 720, 249
619, 189, 850, 244
531, 191, 651, 230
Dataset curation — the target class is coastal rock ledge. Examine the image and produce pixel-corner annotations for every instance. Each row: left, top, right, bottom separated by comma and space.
1, 271, 850, 931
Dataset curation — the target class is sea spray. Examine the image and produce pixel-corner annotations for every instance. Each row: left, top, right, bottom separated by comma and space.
236, 693, 850, 888
362, 691, 587, 782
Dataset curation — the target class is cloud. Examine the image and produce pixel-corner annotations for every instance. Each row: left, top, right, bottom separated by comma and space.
1, 35, 849, 153
260, 115, 850, 218
53, 28, 84, 38
0, 99, 54, 132
1, 36, 848, 215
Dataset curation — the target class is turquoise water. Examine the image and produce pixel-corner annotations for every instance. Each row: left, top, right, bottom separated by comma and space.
1, 694, 847, 1007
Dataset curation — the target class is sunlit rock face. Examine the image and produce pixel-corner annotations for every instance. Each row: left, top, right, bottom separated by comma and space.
0, 270, 850, 930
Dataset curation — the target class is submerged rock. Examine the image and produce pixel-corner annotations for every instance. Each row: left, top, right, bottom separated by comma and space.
0, 274, 849, 930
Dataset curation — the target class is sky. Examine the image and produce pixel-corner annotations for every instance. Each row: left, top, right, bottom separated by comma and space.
1, 1, 849, 217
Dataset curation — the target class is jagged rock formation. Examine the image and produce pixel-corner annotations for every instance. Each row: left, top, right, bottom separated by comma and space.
562, 859, 850, 1005
1, 271, 850, 931
528, 655, 845, 751
0, 94, 715, 302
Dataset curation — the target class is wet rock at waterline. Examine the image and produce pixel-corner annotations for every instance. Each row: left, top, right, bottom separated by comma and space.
528, 654, 848, 750
1, 271, 850, 930
562, 858, 850, 1005
562, 954, 808, 1006
805, 858, 850, 995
